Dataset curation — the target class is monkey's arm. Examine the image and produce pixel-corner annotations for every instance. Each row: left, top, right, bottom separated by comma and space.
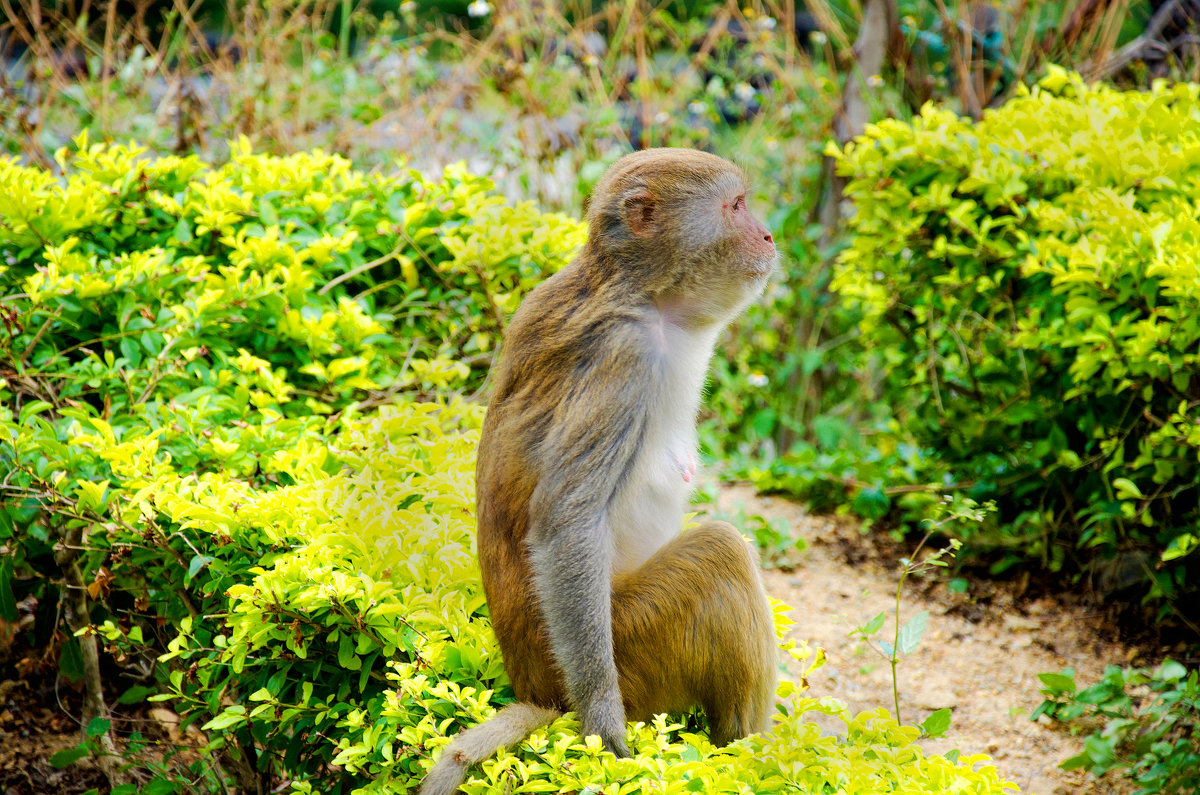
524, 331, 651, 758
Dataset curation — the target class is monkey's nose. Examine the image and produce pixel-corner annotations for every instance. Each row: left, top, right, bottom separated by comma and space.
764, 233, 773, 244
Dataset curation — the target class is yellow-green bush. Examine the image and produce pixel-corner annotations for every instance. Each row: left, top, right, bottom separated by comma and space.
0, 139, 578, 789
829, 70, 1200, 614
147, 402, 1017, 795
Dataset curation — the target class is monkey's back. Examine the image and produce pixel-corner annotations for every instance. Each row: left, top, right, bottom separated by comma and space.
476, 260, 604, 709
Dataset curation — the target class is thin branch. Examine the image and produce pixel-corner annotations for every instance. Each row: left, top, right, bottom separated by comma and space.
318, 244, 404, 296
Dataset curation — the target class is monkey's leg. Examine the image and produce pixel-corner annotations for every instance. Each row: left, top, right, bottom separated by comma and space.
612, 521, 777, 746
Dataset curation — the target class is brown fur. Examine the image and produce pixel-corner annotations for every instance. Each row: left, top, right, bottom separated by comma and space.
421, 148, 777, 795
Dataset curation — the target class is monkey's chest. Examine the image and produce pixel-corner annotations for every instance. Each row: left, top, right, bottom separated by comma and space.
608, 420, 695, 576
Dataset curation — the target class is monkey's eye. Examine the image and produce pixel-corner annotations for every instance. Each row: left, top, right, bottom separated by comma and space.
732, 196, 745, 212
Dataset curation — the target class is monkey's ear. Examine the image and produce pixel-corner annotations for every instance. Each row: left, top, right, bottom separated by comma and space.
621, 191, 657, 237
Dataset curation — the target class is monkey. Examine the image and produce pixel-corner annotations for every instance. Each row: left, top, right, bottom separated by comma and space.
419, 148, 779, 795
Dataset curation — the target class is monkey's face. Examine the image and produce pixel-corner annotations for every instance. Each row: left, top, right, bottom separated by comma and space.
672, 179, 777, 323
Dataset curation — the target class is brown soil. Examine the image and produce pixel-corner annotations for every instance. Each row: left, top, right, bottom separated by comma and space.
712, 483, 1140, 795
0, 677, 106, 794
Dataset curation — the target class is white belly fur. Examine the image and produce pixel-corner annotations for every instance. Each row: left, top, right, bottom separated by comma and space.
608, 322, 718, 576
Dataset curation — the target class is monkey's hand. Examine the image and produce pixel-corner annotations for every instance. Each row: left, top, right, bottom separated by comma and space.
581, 689, 632, 757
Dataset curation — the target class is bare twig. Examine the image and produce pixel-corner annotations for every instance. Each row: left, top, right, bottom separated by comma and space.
318, 244, 404, 296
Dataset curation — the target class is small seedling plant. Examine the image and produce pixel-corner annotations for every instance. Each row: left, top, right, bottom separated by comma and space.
850, 496, 996, 738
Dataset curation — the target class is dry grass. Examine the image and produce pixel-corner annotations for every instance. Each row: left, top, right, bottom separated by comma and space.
0, 0, 1163, 207
0, 1, 827, 181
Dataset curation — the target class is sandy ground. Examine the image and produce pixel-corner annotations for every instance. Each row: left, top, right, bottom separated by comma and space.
712, 483, 1138, 795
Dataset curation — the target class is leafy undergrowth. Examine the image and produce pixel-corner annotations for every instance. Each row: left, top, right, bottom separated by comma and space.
758, 72, 1200, 628
1036, 661, 1200, 794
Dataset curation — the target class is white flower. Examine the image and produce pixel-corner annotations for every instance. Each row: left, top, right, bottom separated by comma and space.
688, 100, 708, 114
467, 0, 491, 17
400, 1, 416, 12
654, 111, 670, 124
748, 372, 769, 387
867, 74, 884, 88
810, 30, 828, 46
754, 16, 777, 31
733, 82, 756, 102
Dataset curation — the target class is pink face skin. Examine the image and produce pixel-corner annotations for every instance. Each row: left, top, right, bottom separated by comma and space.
726, 194, 775, 263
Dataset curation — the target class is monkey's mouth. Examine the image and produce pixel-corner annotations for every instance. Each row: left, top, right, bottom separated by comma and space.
745, 254, 777, 279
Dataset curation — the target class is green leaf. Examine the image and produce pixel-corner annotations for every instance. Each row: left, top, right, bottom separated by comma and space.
186, 554, 214, 582
897, 610, 929, 656
1161, 534, 1198, 562
1112, 478, 1143, 500
259, 199, 280, 226
18, 400, 54, 426
1159, 659, 1187, 682
202, 708, 247, 731
141, 778, 180, 795
921, 708, 952, 738
337, 633, 361, 671
852, 486, 890, 520
0, 557, 18, 622
173, 217, 193, 244
117, 686, 155, 705
58, 637, 85, 683
86, 718, 111, 737
751, 407, 777, 438
1083, 734, 1115, 766
49, 746, 90, 768
119, 336, 142, 367
1037, 671, 1077, 695
1059, 753, 1090, 771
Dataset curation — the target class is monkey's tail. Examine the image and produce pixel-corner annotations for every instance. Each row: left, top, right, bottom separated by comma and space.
418, 703, 561, 795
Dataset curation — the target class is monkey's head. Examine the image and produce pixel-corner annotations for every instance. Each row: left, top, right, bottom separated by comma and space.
585, 148, 777, 326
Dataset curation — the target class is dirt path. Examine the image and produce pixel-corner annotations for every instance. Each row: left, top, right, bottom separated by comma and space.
712, 483, 1137, 795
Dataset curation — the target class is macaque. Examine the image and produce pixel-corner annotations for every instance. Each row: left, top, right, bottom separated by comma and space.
420, 148, 778, 795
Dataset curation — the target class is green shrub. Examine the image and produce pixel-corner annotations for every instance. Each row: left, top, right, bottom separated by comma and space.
825, 69, 1200, 616
1034, 660, 1200, 794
